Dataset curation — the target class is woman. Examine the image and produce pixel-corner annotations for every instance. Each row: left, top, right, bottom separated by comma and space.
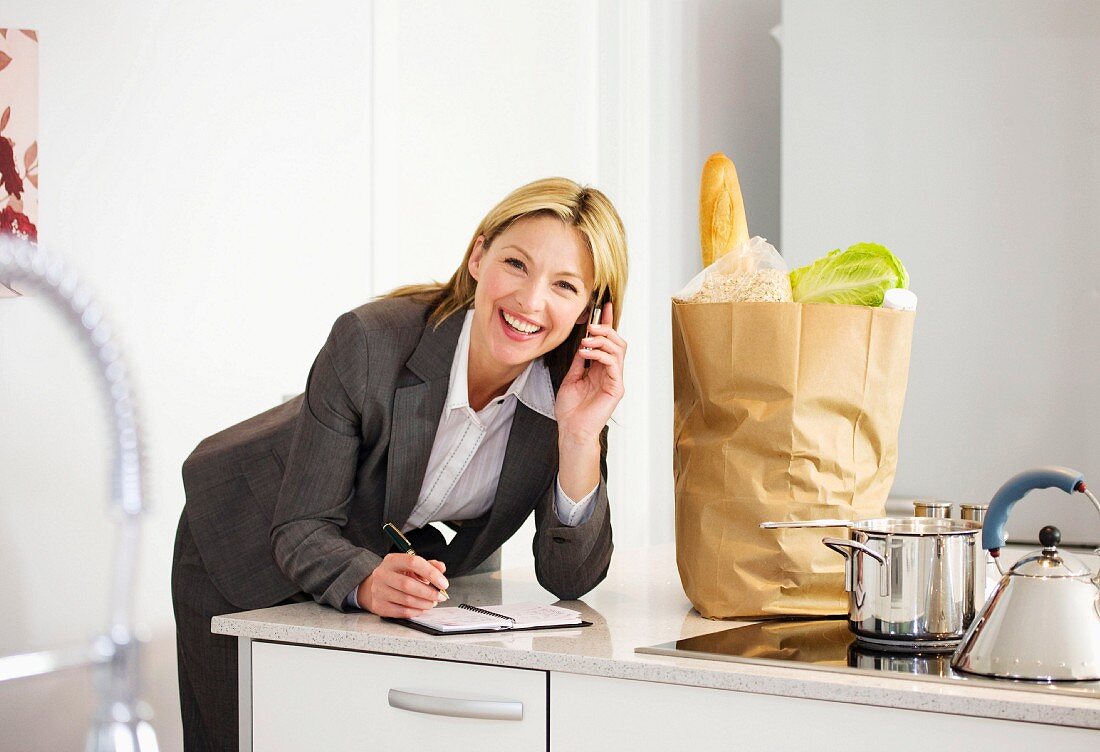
172, 177, 628, 750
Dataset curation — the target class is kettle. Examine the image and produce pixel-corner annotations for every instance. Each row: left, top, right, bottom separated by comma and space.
951, 466, 1100, 681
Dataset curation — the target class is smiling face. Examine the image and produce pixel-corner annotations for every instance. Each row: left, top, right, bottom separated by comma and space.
467, 213, 595, 388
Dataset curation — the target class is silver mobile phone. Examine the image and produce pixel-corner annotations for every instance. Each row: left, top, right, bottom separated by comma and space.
584, 291, 610, 369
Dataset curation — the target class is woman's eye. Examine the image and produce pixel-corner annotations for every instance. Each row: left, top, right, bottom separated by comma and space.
504, 257, 526, 271
556, 281, 579, 294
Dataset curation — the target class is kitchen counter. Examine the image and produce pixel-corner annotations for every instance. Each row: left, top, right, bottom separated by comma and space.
214, 544, 1100, 733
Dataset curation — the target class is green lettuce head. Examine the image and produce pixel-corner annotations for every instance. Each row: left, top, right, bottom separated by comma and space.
789, 242, 909, 306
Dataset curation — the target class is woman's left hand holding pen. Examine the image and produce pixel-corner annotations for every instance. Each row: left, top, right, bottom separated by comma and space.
355, 554, 449, 618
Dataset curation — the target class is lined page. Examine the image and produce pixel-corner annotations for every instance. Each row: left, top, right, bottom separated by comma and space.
407, 607, 511, 632
406, 602, 582, 633
482, 603, 582, 628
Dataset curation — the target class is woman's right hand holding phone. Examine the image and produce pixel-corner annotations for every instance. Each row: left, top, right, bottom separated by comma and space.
356, 553, 449, 617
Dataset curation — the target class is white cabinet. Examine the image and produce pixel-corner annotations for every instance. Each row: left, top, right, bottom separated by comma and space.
245, 642, 1099, 752
250, 642, 547, 752
549, 673, 1100, 752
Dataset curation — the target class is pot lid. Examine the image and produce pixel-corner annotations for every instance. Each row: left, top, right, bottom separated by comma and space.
852, 517, 980, 536
1008, 526, 1092, 578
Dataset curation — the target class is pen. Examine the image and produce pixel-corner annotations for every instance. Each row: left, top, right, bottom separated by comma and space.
382, 522, 449, 601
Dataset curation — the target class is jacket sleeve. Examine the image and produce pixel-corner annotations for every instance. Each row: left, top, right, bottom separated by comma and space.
270, 312, 382, 611
531, 428, 613, 600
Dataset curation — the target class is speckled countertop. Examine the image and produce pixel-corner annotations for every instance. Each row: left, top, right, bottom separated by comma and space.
214, 544, 1100, 730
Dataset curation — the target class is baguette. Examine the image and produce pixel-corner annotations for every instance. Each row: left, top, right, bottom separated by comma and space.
698, 152, 749, 267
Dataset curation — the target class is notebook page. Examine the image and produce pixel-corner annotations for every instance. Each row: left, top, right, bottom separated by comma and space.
482, 602, 582, 628
407, 607, 511, 633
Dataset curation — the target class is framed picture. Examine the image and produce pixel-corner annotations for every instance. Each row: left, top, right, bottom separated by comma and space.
0, 28, 37, 296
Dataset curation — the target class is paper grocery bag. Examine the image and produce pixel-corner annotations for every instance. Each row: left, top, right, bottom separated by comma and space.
672, 301, 915, 619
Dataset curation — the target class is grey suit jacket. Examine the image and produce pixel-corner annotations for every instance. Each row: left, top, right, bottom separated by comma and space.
181, 296, 613, 611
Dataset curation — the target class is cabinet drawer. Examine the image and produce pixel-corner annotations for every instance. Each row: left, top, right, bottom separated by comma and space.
550, 673, 1100, 752
251, 642, 546, 752
554, 672, 1100, 747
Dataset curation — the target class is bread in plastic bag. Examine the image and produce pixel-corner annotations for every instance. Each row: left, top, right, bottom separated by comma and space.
675, 236, 792, 303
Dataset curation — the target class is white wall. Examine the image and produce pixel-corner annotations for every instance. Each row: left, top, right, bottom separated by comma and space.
644, 0, 782, 548
781, 0, 1100, 543
0, 2, 373, 749
0, 1, 780, 748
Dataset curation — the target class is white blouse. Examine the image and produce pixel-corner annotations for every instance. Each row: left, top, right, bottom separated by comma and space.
404, 310, 598, 531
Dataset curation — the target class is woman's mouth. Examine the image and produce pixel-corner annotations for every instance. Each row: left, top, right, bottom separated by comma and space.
499, 309, 543, 338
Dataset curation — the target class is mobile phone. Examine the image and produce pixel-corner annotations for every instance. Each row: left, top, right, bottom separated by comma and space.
584, 290, 611, 369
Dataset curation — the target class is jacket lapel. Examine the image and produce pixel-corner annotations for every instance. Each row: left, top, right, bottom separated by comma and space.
383, 312, 464, 529
449, 402, 558, 571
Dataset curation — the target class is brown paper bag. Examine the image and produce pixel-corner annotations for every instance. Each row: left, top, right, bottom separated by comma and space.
672, 301, 915, 619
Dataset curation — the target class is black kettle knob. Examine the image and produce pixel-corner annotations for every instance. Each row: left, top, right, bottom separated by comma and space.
1039, 525, 1061, 548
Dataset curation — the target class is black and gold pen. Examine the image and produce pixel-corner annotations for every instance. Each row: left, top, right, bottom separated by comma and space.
382, 522, 449, 600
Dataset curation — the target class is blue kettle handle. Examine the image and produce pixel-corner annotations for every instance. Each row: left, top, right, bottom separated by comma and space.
983, 466, 1085, 552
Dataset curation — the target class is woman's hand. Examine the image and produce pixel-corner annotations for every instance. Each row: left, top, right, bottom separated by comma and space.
356, 554, 449, 618
555, 301, 627, 445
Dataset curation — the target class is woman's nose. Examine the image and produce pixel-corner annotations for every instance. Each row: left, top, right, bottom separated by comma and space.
514, 280, 546, 311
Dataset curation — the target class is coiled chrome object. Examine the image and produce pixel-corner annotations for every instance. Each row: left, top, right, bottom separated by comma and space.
0, 235, 158, 751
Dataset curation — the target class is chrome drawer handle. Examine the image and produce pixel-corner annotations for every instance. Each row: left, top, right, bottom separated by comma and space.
387, 689, 523, 721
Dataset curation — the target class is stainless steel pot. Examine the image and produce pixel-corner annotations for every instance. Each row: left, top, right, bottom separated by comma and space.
761, 517, 984, 648
825, 518, 983, 648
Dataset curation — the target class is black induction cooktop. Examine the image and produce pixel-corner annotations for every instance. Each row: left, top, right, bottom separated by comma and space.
637, 618, 1100, 699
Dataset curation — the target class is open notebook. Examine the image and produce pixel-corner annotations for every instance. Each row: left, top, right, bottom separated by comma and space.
387, 602, 590, 636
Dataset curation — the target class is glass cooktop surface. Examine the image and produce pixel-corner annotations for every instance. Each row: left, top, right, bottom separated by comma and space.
637, 618, 1100, 699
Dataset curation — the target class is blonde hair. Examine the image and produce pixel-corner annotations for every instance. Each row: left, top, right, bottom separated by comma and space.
387, 177, 628, 376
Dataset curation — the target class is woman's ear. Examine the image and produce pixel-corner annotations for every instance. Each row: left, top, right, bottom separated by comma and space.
468, 236, 487, 281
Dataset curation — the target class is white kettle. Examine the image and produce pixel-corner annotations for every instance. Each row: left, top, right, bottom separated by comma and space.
951, 466, 1100, 681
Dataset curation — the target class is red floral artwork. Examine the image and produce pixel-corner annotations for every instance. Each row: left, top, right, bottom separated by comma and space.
0, 202, 36, 242
0, 28, 38, 244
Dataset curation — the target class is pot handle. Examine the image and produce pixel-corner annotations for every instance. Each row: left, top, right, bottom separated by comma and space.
760, 520, 854, 529
983, 466, 1085, 554
823, 537, 888, 597
821, 537, 886, 565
